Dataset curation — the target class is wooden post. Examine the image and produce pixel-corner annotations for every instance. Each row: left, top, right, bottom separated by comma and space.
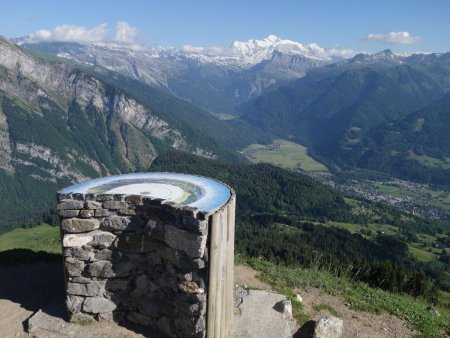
206, 193, 235, 338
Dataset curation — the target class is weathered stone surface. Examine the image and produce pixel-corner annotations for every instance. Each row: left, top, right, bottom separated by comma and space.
71, 193, 85, 201
95, 209, 112, 217
96, 194, 114, 202
164, 224, 207, 258
231, 290, 296, 338
193, 259, 206, 269
146, 252, 162, 266
67, 281, 106, 297
65, 257, 85, 277
103, 201, 128, 210
83, 297, 117, 313
80, 209, 94, 218
66, 295, 84, 313
63, 233, 95, 247
63, 230, 115, 248
115, 234, 160, 253
127, 311, 153, 326
87, 260, 114, 278
72, 276, 91, 284
57, 200, 84, 210
106, 279, 129, 292
62, 218, 100, 233
314, 316, 344, 338
274, 299, 293, 319
70, 312, 95, 323
97, 312, 114, 322
94, 249, 113, 260
85, 200, 102, 209
89, 231, 117, 248
124, 195, 142, 204
138, 291, 168, 317
57, 193, 72, 202
182, 217, 208, 235
157, 316, 178, 338
64, 246, 94, 260
145, 219, 165, 241
101, 216, 132, 231
58, 209, 80, 218
118, 208, 137, 216
296, 293, 303, 303
178, 281, 204, 294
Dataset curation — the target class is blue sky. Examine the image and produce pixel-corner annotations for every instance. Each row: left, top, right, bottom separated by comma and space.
1, 0, 449, 53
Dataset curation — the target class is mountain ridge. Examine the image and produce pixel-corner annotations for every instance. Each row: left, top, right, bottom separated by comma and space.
0, 36, 249, 227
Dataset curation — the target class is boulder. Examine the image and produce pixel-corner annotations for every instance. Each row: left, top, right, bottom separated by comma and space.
314, 316, 344, 338
274, 299, 293, 319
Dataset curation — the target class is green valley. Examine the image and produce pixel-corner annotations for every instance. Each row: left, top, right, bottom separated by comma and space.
242, 139, 329, 173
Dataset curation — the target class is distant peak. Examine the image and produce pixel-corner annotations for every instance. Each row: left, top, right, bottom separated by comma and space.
265, 34, 281, 42
380, 49, 393, 55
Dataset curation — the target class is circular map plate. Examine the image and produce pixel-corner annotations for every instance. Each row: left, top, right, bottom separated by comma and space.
60, 173, 232, 213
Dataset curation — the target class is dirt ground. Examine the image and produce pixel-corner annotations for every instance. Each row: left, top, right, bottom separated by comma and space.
234, 264, 418, 338
0, 261, 148, 338
0, 261, 419, 338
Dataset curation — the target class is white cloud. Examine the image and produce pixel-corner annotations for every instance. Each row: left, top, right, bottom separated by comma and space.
113, 22, 138, 45
365, 31, 420, 45
23, 22, 146, 49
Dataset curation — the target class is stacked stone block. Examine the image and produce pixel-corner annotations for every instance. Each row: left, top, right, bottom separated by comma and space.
58, 192, 214, 337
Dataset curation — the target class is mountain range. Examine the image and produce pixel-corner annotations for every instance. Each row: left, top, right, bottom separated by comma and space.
18, 35, 345, 113
0, 35, 267, 228
239, 49, 450, 184
1, 33, 450, 228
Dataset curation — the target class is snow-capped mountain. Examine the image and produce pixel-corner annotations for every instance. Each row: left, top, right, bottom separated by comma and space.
176, 35, 349, 67
18, 35, 347, 113
17, 34, 349, 69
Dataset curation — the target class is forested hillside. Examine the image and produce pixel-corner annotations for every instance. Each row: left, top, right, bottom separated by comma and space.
0, 37, 250, 230
152, 150, 450, 297
240, 54, 450, 185
359, 92, 450, 185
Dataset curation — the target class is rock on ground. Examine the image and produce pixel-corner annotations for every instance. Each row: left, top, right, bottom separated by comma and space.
314, 316, 344, 338
231, 289, 296, 338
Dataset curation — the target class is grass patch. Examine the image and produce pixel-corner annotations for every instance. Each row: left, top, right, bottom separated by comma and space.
0, 224, 62, 266
242, 139, 329, 173
409, 244, 437, 263
326, 221, 399, 238
273, 286, 310, 324
313, 303, 342, 318
241, 256, 450, 338
76, 318, 95, 326
407, 154, 450, 169
0, 223, 61, 254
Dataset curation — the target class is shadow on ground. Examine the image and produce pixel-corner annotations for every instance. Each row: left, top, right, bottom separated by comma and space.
0, 249, 166, 337
0, 249, 66, 321
293, 320, 316, 338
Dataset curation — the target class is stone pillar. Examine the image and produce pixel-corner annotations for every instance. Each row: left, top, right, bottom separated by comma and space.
57, 174, 235, 338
